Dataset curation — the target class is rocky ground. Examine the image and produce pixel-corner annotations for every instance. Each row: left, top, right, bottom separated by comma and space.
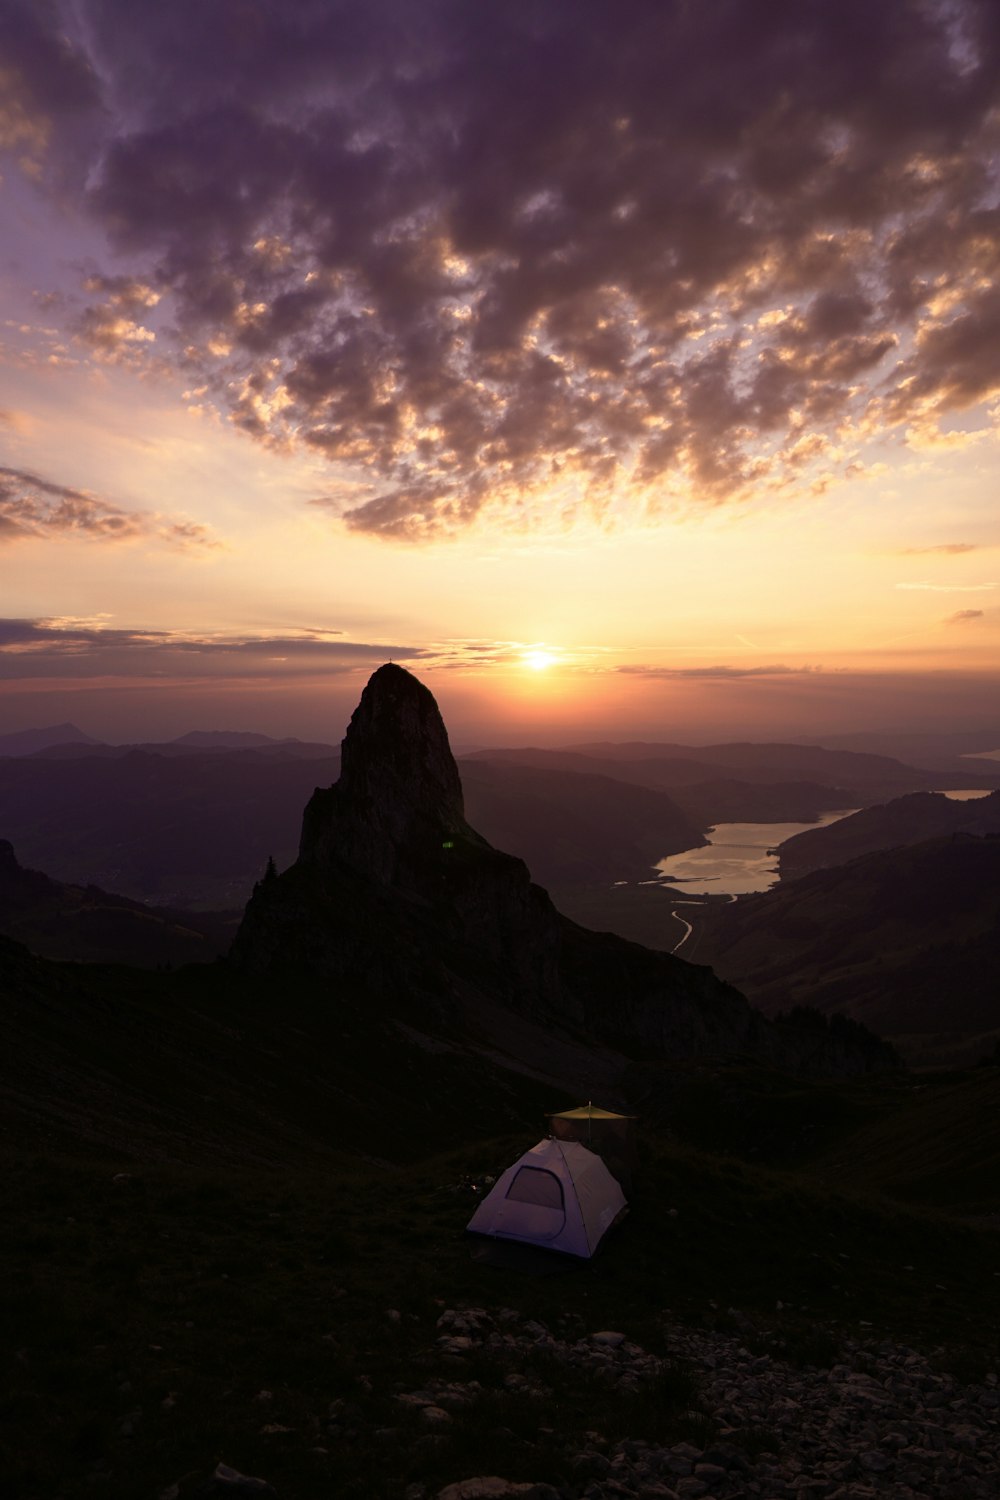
404, 1305, 999, 1500
185, 1302, 1000, 1500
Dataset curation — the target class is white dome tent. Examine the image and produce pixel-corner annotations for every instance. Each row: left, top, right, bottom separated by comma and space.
466, 1136, 627, 1260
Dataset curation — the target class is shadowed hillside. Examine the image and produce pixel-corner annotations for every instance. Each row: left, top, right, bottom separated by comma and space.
0, 841, 236, 967
778, 789, 1000, 878
690, 833, 1000, 1065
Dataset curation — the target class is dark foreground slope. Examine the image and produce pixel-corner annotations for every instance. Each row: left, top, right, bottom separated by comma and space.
233, 665, 892, 1078
4, 1046, 999, 1500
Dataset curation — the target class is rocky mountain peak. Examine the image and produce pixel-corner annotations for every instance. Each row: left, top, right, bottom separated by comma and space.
339, 663, 464, 825
298, 663, 470, 888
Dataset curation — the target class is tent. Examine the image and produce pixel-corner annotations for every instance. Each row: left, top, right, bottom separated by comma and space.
466, 1137, 627, 1259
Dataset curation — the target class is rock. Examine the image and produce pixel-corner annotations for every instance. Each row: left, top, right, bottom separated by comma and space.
592, 1331, 627, 1348
210, 1463, 278, 1497
436, 1482, 559, 1499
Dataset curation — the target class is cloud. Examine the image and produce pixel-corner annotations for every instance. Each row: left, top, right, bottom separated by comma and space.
0, 465, 221, 549
615, 663, 820, 680
6, 1, 1000, 536
0, 617, 425, 679
0, 465, 146, 541
896, 580, 999, 592
944, 609, 985, 624
900, 543, 982, 556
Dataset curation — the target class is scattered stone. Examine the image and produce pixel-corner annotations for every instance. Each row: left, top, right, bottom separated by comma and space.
420, 1303, 1000, 1500
437, 1482, 559, 1499
211, 1462, 278, 1497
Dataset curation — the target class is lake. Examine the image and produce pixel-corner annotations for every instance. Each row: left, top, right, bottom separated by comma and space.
655, 789, 995, 897
655, 811, 854, 897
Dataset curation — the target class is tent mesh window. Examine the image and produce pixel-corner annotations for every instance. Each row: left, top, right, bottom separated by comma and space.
505, 1167, 565, 1209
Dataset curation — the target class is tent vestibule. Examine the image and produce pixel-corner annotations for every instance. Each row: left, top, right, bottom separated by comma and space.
548, 1102, 636, 1191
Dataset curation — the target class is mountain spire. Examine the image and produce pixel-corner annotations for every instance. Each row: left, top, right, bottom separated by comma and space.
298, 663, 470, 887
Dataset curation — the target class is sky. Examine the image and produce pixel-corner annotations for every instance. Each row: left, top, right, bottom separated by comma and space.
1, 0, 1000, 746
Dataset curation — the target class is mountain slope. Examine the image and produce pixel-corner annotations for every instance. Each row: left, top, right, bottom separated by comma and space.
459, 758, 706, 882
0, 840, 236, 967
692, 833, 1000, 1055
778, 789, 1000, 878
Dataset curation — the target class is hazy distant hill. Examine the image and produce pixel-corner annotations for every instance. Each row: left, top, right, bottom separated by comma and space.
778, 790, 1000, 878
792, 727, 1000, 772
30, 736, 337, 761
0, 840, 235, 966
0, 722, 100, 756
0, 750, 341, 905
459, 758, 706, 882
465, 741, 998, 805
170, 729, 288, 748
667, 778, 857, 826
0, 744, 707, 908
692, 832, 1000, 1064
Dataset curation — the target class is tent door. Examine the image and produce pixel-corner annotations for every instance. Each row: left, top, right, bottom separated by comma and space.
495, 1165, 566, 1242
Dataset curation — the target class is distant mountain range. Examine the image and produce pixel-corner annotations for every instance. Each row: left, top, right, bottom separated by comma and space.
3, 720, 998, 911
470, 740, 1000, 797
2, 715, 998, 1070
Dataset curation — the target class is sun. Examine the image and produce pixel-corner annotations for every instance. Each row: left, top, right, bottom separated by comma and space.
522, 648, 556, 672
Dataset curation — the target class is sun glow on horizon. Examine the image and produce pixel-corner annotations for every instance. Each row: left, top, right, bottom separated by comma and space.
522, 648, 557, 672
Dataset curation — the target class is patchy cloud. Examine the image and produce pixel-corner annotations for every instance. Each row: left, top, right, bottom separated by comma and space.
0, 465, 146, 541
944, 609, 985, 624
0, 617, 424, 679
5, 1, 1000, 537
0, 465, 221, 549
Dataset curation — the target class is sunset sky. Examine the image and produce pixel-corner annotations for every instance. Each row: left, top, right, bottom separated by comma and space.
2, 0, 999, 746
